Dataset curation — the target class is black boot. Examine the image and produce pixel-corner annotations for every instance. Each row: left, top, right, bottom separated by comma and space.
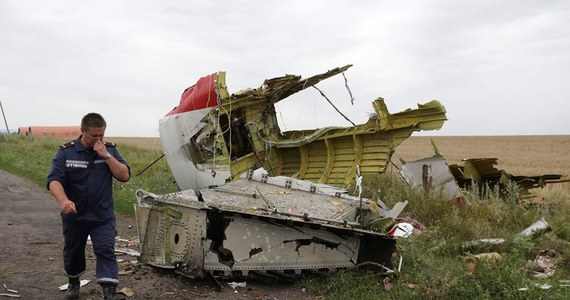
101, 283, 117, 300
65, 277, 80, 299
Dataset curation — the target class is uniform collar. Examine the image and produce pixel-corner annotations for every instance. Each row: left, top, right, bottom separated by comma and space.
73, 136, 87, 152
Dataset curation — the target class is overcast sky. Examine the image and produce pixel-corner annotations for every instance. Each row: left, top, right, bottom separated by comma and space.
1, 0, 568, 137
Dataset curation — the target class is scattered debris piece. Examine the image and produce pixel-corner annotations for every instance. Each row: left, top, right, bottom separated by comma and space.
118, 270, 133, 276
406, 283, 420, 289
465, 252, 502, 274
462, 238, 505, 250
372, 200, 409, 220
115, 248, 141, 257
228, 282, 247, 289
382, 277, 393, 291
58, 280, 90, 291
2, 285, 17, 294
0, 293, 21, 298
385, 217, 425, 237
450, 158, 567, 198
388, 223, 414, 238
118, 287, 135, 297
527, 249, 557, 278
519, 217, 550, 237
534, 283, 552, 290
400, 154, 463, 202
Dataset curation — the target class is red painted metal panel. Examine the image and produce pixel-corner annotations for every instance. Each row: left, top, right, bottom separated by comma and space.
166, 73, 218, 116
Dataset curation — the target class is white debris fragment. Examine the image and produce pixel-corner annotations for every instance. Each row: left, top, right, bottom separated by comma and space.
534, 283, 552, 290
58, 280, 90, 291
0, 293, 21, 298
228, 282, 246, 289
2, 284, 17, 294
389, 223, 414, 238
0, 283, 20, 298
519, 218, 550, 237
115, 248, 141, 257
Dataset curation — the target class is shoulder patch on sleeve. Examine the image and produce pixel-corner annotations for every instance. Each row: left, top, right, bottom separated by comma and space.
59, 141, 75, 149
104, 141, 117, 148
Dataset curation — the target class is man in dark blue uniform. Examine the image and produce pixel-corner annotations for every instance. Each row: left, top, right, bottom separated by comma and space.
47, 113, 130, 300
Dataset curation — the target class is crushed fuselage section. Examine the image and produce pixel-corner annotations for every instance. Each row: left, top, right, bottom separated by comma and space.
134, 171, 396, 278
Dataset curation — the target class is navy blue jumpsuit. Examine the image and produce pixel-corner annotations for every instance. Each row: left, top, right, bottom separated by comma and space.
47, 137, 130, 285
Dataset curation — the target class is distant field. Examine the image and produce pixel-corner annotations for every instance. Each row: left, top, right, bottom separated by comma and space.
106, 137, 163, 151
392, 135, 570, 176
107, 135, 570, 177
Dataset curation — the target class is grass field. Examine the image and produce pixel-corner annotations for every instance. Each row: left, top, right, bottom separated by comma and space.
1, 134, 569, 299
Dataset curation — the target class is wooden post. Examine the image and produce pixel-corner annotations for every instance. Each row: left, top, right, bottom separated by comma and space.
422, 163, 432, 192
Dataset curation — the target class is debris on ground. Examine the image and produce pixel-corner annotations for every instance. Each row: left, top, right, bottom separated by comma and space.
519, 217, 550, 237
228, 282, 247, 289
118, 287, 135, 297
388, 223, 415, 238
1, 284, 20, 298
2, 284, 17, 295
534, 283, 552, 290
526, 249, 557, 278
399, 154, 463, 202
465, 252, 502, 274
386, 216, 425, 237
58, 279, 90, 291
462, 238, 505, 251
382, 277, 393, 291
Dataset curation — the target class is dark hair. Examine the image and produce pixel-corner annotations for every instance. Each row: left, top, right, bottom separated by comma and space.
81, 113, 107, 131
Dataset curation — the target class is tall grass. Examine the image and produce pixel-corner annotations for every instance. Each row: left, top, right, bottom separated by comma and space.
1, 135, 569, 298
304, 174, 570, 299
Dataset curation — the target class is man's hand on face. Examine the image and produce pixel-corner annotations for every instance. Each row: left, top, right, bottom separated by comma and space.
93, 139, 107, 158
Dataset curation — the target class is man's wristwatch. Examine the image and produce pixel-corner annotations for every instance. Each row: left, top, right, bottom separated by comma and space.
104, 152, 112, 160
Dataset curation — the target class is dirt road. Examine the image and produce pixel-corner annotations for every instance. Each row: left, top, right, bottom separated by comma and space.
0, 169, 312, 299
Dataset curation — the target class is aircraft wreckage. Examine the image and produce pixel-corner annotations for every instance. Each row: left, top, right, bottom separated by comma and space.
399, 142, 567, 202
134, 65, 447, 278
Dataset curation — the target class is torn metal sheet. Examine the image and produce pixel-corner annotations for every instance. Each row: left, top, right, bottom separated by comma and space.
135, 170, 396, 278
399, 154, 463, 201
449, 158, 567, 196
159, 65, 447, 191
372, 199, 409, 219
519, 217, 550, 237
401, 151, 566, 200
